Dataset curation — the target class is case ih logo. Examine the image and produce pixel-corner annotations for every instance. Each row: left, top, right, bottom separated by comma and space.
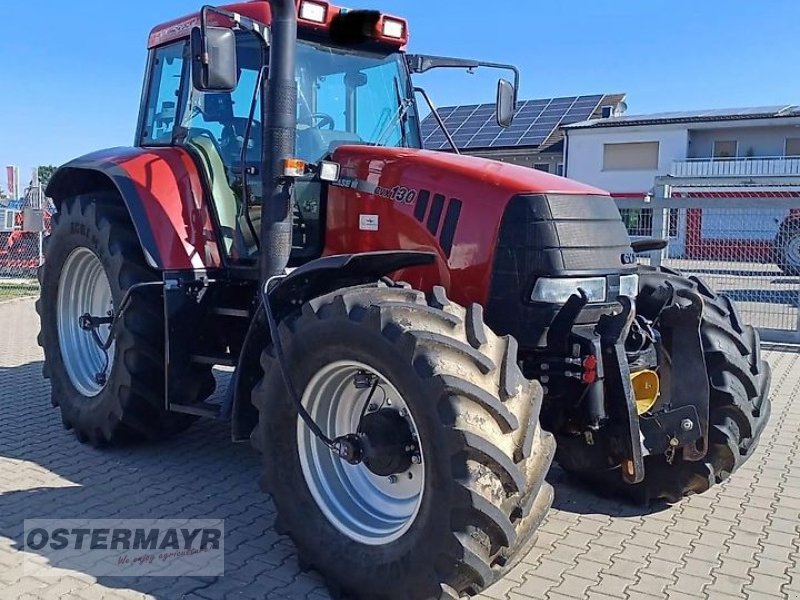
335, 176, 419, 205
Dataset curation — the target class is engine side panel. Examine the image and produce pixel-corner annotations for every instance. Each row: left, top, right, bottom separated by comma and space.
47, 147, 222, 271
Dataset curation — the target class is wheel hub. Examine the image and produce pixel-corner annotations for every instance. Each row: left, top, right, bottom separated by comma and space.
359, 409, 416, 477
297, 361, 426, 545
56, 247, 116, 397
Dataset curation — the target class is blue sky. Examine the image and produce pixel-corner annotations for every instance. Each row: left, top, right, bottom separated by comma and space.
1, 0, 799, 188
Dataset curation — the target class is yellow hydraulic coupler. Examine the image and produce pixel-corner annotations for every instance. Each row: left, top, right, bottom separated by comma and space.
631, 369, 660, 415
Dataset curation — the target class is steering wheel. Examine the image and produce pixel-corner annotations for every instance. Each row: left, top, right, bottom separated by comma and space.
309, 113, 336, 131
311, 113, 336, 131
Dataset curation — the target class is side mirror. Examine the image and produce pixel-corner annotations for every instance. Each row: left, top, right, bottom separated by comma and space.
191, 27, 238, 92
497, 79, 516, 128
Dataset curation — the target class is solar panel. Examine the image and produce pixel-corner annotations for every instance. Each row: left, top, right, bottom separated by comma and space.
421, 94, 606, 150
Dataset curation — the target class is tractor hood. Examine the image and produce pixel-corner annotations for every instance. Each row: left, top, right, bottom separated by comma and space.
324, 144, 625, 310
330, 145, 607, 203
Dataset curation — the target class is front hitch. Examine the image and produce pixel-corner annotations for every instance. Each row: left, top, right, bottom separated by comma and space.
595, 296, 645, 484
644, 286, 709, 462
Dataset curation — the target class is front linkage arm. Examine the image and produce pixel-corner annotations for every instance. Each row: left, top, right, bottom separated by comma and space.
595, 296, 645, 484
594, 285, 709, 484
642, 286, 709, 462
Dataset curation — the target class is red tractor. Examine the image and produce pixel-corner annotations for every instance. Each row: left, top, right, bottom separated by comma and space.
39, 2, 771, 598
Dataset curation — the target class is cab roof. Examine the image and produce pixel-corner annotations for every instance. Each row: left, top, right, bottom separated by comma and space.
148, 1, 409, 50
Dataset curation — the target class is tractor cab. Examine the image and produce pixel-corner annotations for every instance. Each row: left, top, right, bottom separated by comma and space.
141, 2, 418, 266
140, 1, 515, 267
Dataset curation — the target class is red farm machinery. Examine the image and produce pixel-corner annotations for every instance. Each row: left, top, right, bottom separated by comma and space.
38, 2, 771, 598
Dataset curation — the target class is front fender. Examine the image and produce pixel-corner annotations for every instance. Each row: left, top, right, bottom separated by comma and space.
229, 250, 437, 441
46, 147, 221, 270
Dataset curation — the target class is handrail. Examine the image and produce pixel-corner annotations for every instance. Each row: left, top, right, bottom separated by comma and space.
671, 156, 800, 177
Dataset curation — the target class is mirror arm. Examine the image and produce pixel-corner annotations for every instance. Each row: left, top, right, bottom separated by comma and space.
199, 4, 271, 44
414, 87, 460, 155
407, 54, 520, 107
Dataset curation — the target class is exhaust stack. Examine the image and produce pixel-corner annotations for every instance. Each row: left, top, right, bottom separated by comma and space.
261, 0, 299, 282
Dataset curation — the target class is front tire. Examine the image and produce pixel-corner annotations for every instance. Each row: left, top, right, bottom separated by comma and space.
253, 284, 554, 600
634, 267, 771, 502
37, 193, 214, 445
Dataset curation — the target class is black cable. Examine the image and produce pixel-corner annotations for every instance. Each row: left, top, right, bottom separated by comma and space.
260, 280, 335, 448
83, 281, 163, 382
89, 327, 110, 384
356, 379, 382, 434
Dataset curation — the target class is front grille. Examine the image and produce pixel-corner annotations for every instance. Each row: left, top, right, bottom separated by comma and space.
485, 194, 635, 348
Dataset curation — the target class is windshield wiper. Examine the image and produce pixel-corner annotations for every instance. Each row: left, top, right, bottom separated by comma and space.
375, 79, 413, 147
414, 86, 460, 154
394, 79, 409, 148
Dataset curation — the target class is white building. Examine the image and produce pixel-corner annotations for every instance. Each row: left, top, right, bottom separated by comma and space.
563, 106, 800, 260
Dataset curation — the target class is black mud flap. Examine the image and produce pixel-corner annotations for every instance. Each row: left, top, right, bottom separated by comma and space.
654, 287, 709, 461
596, 296, 645, 484
163, 272, 222, 419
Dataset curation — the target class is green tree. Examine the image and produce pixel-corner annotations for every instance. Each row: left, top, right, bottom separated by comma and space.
37, 165, 58, 188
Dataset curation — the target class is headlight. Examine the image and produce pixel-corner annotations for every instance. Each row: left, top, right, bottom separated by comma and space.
531, 277, 607, 304
619, 274, 640, 299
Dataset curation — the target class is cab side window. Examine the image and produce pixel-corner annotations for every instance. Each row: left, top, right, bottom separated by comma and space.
141, 43, 186, 145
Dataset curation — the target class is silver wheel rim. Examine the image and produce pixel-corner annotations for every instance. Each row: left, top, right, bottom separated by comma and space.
787, 236, 800, 267
56, 247, 115, 397
297, 360, 425, 545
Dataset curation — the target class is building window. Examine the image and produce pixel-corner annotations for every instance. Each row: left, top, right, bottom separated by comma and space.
602, 142, 659, 171
619, 208, 679, 238
534, 164, 550, 173
556, 163, 564, 176
785, 138, 800, 157
713, 140, 738, 158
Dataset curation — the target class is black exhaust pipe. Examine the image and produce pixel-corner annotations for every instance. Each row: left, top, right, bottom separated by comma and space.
261, 0, 298, 283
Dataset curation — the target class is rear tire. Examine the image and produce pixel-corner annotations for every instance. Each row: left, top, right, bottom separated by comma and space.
37, 193, 214, 445
252, 284, 554, 599
558, 267, 771, 504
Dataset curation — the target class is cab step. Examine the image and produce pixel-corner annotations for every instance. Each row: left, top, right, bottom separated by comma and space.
209, 307, 251, 318
190, 353, 238, 368
169, 402, 221, 419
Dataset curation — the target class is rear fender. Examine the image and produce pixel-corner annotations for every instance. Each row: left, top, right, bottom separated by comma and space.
46, 147, 222, 270
229, 250, 436, 441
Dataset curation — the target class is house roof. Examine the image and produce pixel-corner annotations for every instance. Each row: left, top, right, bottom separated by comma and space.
563, 105, 800, 130
421, 93, 625, 151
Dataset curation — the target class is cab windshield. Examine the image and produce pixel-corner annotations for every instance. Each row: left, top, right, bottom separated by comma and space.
295, 41, 421, 162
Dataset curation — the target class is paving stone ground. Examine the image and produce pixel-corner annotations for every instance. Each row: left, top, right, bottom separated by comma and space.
0, 297, 798, 600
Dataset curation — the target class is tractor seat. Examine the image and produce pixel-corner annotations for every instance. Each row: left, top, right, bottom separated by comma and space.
186, 135, 239, 254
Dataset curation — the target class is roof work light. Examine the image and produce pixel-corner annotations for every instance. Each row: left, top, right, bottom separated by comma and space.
381, 17, 405, 40
299, 1, 329, 24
